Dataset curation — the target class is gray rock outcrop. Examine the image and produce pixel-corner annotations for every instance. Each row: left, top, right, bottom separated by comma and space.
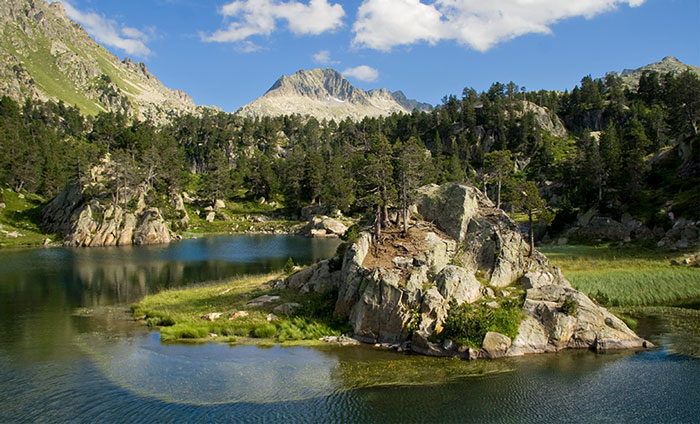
40, 156, 178, 247
281, 182, 650, 360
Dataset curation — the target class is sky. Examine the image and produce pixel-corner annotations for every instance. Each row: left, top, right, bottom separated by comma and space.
56, 0, 700, 112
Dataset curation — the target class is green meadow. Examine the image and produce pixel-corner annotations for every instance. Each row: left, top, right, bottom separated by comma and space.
540, 245, 700, 308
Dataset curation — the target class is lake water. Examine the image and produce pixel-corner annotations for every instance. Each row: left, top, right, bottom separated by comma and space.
0, 236, 698, 423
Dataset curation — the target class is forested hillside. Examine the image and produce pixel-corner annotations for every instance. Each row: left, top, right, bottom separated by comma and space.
0, 64, 698, 245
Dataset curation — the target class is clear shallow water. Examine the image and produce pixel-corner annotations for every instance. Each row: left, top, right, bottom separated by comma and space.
0, 236, 698, 423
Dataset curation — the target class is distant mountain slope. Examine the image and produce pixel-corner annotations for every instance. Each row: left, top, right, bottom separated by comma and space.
0, 0, 198, 122
608, 56, 700, 88
236, 68, 432, 121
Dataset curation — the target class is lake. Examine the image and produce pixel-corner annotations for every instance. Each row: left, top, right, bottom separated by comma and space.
0, 235, 698, 423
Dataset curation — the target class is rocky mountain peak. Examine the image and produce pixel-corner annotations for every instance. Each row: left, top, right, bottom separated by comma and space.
611, 56, 700, 88
237, 67, 432, 121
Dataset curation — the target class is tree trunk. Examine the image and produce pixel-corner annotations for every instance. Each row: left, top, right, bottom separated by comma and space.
375, 204, 382, 240
528, 209, 534, 257
497, 178, 502, 209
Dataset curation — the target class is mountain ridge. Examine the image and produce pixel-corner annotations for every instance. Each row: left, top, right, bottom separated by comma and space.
0, 0, 200, 123
236, 68, 432, 121
608, 56, 700, 88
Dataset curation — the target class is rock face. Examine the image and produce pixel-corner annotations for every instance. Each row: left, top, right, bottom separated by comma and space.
40, 156, 178, 247
0, 0, 202, 123
282, 182, 649, 359
236, 68, 431, 121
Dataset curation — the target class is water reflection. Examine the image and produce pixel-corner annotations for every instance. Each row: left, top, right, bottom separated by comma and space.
0, 236, 699, 422
0, 235, 340, 362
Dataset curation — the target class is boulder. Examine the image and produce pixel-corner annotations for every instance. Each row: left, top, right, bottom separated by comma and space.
201, 313, 222, 321
229, 311, 249, 320
302, 215, 348, 238
481, 331, 512, 358
214, 199, 226, 210
245, 295, 281, 307
415, 184, 483, 242
205, 212, 216, 223
273, 303, 301, 315
435, 265, 482, 305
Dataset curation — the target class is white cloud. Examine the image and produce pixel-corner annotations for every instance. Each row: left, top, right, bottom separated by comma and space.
58, 1, 153, 57
312, 49, 339, 65
203, 0, 345, 43
352, 0, 646, 52
342, 65, 379, 82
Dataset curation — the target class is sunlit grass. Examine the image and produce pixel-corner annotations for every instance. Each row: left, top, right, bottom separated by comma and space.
541, 245, 700, 307
0, 189, 59, 247
132, 272, 346, 343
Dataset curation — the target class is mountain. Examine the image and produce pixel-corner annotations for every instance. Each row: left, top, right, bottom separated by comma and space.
236, 68, 432, 121
608, 56, 700, 88
0, 0, 198, 123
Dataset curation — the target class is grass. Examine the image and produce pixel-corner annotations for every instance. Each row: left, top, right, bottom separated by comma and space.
183, 201, 304, 237
1, 23, 103, 115
0, 189, 59, 247
441, 287, 525, 349
540, 244, 700, 308
132, 272, 348, 344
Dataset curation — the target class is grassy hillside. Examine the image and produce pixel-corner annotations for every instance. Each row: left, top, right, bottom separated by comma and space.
0, 189, 59, 247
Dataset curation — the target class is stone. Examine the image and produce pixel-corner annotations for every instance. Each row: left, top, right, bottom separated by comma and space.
214, 199, 226, 210
415, 183, 483, 242
435, 265, 482, 305
229, 311, 249, 320
392, 256, 414, 268
205, 212, 216, 222
302, 215, 348, 238
201, 313, 222, 321
266, 313, 279, 322
0, 203, 5, 209
482, 331, 512, 358
273, 302, 301, 315
246, 295, 281, 307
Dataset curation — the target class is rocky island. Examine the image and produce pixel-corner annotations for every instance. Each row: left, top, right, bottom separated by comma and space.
136, 182, 651, 360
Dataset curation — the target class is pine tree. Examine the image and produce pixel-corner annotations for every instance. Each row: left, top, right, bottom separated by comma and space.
483, 150, 514, 208
395, 136, 427, 234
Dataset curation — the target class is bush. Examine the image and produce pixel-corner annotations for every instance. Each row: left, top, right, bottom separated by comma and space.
341, 224, 360, 244
561, 297, 578, 316
442, 300, 524, 348
253, 323, 277, 338
284, 257, 295, 274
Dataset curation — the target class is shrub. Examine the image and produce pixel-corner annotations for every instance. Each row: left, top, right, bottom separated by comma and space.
561, 297, 578, 316
341, 224, 360, 244
253, 323, 277, 338
284, 257, 295, 274
442, 299, 524, 348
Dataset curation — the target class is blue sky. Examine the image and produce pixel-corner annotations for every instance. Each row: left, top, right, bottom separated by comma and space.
59, 0, 700, 112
